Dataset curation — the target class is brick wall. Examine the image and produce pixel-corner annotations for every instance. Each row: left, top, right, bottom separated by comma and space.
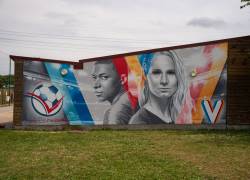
13, 61, 23, 125
227, 36, 250, 124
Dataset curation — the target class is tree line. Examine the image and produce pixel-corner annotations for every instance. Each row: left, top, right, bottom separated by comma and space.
241, 0, 250, 8
0, 75, 14, 88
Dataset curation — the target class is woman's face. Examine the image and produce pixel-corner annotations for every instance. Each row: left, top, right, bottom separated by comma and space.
147, 54, 178, 99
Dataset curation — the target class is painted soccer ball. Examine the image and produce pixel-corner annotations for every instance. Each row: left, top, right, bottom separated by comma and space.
31, 83, 63, 116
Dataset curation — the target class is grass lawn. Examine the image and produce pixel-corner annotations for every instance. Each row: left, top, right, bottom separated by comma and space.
0, 130, 250, 179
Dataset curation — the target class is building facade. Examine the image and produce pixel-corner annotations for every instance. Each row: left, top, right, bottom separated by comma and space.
11, 36, 250, 128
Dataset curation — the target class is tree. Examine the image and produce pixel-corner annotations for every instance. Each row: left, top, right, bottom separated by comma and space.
0, 75, 14, 88
241, 0, 250, 8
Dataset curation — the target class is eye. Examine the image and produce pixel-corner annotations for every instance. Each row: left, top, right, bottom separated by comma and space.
151, 69, 162, 75
100, 75, 109, 80
92, 75, 97, 80
167, 70, 175, 75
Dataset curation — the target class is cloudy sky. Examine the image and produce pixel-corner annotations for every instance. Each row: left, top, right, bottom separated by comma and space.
0, 0, 249, 74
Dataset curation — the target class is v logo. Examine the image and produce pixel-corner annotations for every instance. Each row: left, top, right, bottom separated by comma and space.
201, 99, 224, 124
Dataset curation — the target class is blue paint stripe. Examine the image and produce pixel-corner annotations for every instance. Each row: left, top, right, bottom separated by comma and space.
201, 100, 212, 124
45, 62, 94, 125
138, 53, 154, 75
213, 100, 218, 109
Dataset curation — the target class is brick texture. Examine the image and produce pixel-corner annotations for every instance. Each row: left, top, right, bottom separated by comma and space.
227, 36, 250, 124
13, 61, 23, 126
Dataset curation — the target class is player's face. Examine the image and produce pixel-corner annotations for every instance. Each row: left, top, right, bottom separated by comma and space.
92, 63, 121, 103
147, 54, 177, 99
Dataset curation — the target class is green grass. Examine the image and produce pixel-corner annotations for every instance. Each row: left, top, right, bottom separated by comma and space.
0, 130, 250, 179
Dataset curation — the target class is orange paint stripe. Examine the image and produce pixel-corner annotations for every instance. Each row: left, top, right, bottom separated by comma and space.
192, 43, 228, 123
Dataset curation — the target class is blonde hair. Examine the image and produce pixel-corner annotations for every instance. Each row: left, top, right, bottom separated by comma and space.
139, 50, 190, 122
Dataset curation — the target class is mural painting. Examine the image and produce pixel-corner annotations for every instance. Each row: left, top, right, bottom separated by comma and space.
22, 43, 228, 125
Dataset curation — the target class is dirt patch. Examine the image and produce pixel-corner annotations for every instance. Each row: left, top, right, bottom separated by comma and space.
0, 105, 13, 124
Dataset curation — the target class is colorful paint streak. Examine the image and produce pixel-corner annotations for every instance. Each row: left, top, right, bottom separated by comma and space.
22, 42, 228, 125
44, 63, 94, 125
201, 99, 224, 124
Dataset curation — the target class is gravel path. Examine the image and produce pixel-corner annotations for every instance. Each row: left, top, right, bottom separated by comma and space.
0, 105, 13, 124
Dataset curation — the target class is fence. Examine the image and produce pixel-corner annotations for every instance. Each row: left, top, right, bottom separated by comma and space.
0, 88, 14, 106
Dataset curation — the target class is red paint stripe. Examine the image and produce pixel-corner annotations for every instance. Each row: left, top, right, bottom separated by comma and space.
214, 100, 224, 124
112, 57, 138, 109
26, 92, 63, 114
26, 92, 50, 113
207, 100, 213, 115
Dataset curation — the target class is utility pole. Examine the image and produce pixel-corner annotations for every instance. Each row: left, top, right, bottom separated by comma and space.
8, 57, 11, 106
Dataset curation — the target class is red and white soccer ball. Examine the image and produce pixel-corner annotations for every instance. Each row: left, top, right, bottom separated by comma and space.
31, 83, 63, 116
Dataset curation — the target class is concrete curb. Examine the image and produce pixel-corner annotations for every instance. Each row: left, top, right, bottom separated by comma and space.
10, 124, 250, 131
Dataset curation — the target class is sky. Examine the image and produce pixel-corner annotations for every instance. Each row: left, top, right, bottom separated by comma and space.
0, 0, 249, 74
